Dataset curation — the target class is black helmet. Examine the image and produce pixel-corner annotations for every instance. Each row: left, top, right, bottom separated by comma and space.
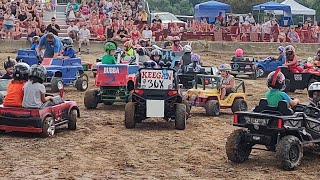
13, 62, 30, 81
267, 69, 286, 90
32, 36, 40, 43
136, 47, 146, 56
61, 37, 74, 48
4, 56, 16, 69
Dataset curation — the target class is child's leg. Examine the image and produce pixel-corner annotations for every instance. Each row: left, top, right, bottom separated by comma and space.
220, 88, 226, 100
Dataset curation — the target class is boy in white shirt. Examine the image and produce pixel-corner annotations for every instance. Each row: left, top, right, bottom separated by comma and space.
78, 24, 91, 54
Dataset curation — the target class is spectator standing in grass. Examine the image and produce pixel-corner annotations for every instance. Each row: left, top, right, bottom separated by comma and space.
46, 17, 60, 36
3, 9, 14, 40
67, 21, 79, 41
78, 24, 91, 55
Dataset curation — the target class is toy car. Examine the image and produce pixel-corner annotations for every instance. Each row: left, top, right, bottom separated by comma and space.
256, 56, 285, 77
0, 79, 11, 104
42, 58, 89, 93
226, 98, 320, 170
0, 91, 80, 137
125, 66, 187, 130
281, 66, 320, 93
230, 57, 258, 79
16, 49, 41, 66
185, 75, 247, 116
84, 63, 139, 109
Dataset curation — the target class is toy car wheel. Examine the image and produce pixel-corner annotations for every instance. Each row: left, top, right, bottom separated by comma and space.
231, 99, 248, 113
175, 103, 186, 130
226, 129, 252, 163
276, 135, 303, 171
125, 102, 136, 129
51, 77, 64, 93
41, 116, 55, 138
256, 67, 265, 77
205, 100, 220, 116
68, 109, 77, 130
84, 89, 99, 109
75, 78, 88, 91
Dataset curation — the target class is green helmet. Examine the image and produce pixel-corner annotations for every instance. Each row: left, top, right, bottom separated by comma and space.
104, 41, 117, 52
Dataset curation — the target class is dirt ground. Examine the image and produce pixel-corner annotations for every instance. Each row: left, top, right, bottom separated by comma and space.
0, 50, 320, 180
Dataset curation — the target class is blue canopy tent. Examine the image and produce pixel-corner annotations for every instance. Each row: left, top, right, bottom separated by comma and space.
194, 1, 231, 23
253, 1, 292, 26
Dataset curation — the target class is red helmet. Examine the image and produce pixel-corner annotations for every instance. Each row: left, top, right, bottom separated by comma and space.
235, 48, 244, 57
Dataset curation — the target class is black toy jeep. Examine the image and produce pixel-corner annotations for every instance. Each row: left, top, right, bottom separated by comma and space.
230, 57, 258, 79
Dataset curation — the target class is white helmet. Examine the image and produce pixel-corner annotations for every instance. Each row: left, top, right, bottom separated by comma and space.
308, 82, 320, 98
183, 45, 192, 53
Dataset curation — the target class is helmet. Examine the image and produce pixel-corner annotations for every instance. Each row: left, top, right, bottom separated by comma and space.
218, 64, 232, 72
267, 69, 285, 90
183, 45, 192, 53
173, 36, 180, 42
29, 64, 47, 83
32, 36, 40, 43
4, 57, 16, 69
308, 82, 320, 103
151, 49, 162, 56
104, 41, 118, 52
61, 37, 74, 48
136, 47, 146, 56
124, 41, 133, 48
278, 46, 285, 53
13, 62, 30, 81
191, 53, 201, 63
235, 48, 244, 57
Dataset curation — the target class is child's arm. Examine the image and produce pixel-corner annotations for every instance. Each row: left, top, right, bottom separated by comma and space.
281, 92, 299, 107
223, 77, 235, 89
41, 93, 52, 103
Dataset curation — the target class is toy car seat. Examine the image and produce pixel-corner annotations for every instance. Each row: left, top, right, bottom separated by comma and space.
253, 98, 293, 115
232, 57, 245, 62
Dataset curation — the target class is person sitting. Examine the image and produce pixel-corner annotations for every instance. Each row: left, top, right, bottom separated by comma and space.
172, 36, 183, 52
102, 41, 117, 64
232, 48, 245, 61
181, 45, 192, 67
136, 47, 149, 63
308, 82, 320, 108
218, 64, 235, 100
59, 37, 76, 59
272, 46, 285, 61
265, 69, 299, 107
22, 64, 52, 108
150, 49, 162, 67
1, 57, 16, 79
187, 53, 202, 72
3, 62, 30, 107
122, 40, 134, 58
163, 36, 173, 49
283, 45, 303, 73
139, 38, 149, 48
31, 36, 40, 50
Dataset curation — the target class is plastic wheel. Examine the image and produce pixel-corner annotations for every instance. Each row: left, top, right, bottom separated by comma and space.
41, 116, 55, 138
68, 109, 77, 130
51, 77, 64, 93
175, 103, 186, 130
205, 100, 220, 116
125, 102, 136, 129
84, 89, 99, 109
256, 67, 265, 77
226, 129, 252, 163
231, 99, 248, 113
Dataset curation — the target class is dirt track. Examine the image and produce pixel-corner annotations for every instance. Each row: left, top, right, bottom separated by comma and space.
1, 51, 320, 180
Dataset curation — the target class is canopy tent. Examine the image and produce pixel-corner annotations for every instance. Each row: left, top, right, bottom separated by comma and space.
274, 0, 316, 15
253, 1, 292, 25
194, 1, 231, 23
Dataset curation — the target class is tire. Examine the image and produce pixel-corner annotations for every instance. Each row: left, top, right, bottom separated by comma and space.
226, 129, 252, 163
75, 78, 88, 91
41, 116, 55, 138
276, 135, 303, 171
51, 77, 64, 93
231, 99, 248, 113
68, 109, 77, 130
84, 89, 99, 109
125, 102, 136, 129
205, 100, 220, 116
256, 67, 265, 77
175, 103, 186, 130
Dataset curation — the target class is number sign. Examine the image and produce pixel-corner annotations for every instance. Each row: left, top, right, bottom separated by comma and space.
140, 69, 174, 89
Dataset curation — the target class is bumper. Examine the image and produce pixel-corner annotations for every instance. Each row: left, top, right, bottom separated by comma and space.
244, 133, 272, 145
0, 117, 43, 133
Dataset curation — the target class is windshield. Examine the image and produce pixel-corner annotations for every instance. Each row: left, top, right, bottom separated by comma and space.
151, 13, 179, 21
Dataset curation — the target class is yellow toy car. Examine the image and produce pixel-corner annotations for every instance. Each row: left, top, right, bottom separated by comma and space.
185, 74, 247, 116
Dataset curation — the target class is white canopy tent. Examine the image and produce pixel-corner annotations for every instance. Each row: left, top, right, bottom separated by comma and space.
274, 0, 316, 22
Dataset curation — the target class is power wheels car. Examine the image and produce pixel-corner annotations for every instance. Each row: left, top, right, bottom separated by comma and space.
185, 75, 247, 116
256, 56, 285, 77
16, 49, 41, 66
226, 99, 320, 170
125, 66, 188, 130
42, 58, 89, 93
230, 57, 258, 79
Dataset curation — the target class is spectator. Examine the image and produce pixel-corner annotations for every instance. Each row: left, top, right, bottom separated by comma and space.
3, 9, 14, 40
278, 27, 287, 42
9, 1, 18, 17
142, 24, 152, 41
0, 1, 6, 25
96, 24, 105, 41
287, 27, 300, 43
80, 3, 90, 21
18, 11, 28, 28
245, 13, 255, 25
130, 25, 140, 44
67, 21, 79, 40
261, 20, 272, 41
227, 16, 238, 26
35, 1, 44, 17
216, 12, 224, 26
270, 20, 280, 42
66, 0, 79, 17
47, 17, 60, 36
27, 24, 40, 44
26, 1, 35, 19
317, 21, 320, 43
152, 15, 162, 25
105, 25, 115, 40
13, 22, 23, 40
78, 23, 91, 54
114, 25, 129, 42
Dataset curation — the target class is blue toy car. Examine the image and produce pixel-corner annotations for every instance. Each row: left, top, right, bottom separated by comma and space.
16, 49, 41, 66
42, 58, 89, 92
256, 56, 285, 77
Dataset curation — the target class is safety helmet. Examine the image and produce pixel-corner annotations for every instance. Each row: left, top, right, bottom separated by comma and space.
151, 49, 162, 56
267, 69, 285, 90
183, 45, 192, 53
191, 53, 201, 63
104, 41, 118, 52
4, 57, 16, 69
13, 62, 30, 81
32, 36, 40, 43
218, 64, 232, 72
173, 36, 180, 42
235, 48, 244, 57
61, 37, 74, 48
124, 40, 133, 48
278, 46, 285, 53
308, 82, 320, 99
285, 45, 295, 54
29, 64, 47, 83
136, 47, 146, 56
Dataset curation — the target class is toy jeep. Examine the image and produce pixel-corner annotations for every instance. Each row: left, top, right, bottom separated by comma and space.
16, 49, 41, 66
226, 99, 320, 170
42, 58, 89, 93
230, 57, 258, 79
125, 67, 187, 130
178, 66, 219, 89
84, 63, 139, 109
185, 75, 247, 116
256, 56, 285, 77
281, 66, 320, 93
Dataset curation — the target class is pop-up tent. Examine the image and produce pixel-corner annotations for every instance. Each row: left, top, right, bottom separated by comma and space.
253, 1, 292, 25
194, 1, 231, 23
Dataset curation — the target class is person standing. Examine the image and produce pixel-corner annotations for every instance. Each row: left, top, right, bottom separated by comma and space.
46, 17, 60, 36
78, 24, 91, 54
36, 32, 62, 58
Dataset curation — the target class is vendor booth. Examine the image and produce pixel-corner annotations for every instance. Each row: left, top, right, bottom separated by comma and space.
194, 1, 231, 24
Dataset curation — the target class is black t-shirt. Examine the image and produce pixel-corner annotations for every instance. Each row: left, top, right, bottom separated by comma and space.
152, 19, 162, 24
47, 24, 60, 36
18, 14, 27, 21
1, 73, 12, 79
10, 5, 17, 15
117, 29, 128, 38
107, 28, 115, 38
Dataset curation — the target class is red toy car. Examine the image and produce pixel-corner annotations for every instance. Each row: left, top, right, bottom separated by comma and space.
0, 92, 80, 137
